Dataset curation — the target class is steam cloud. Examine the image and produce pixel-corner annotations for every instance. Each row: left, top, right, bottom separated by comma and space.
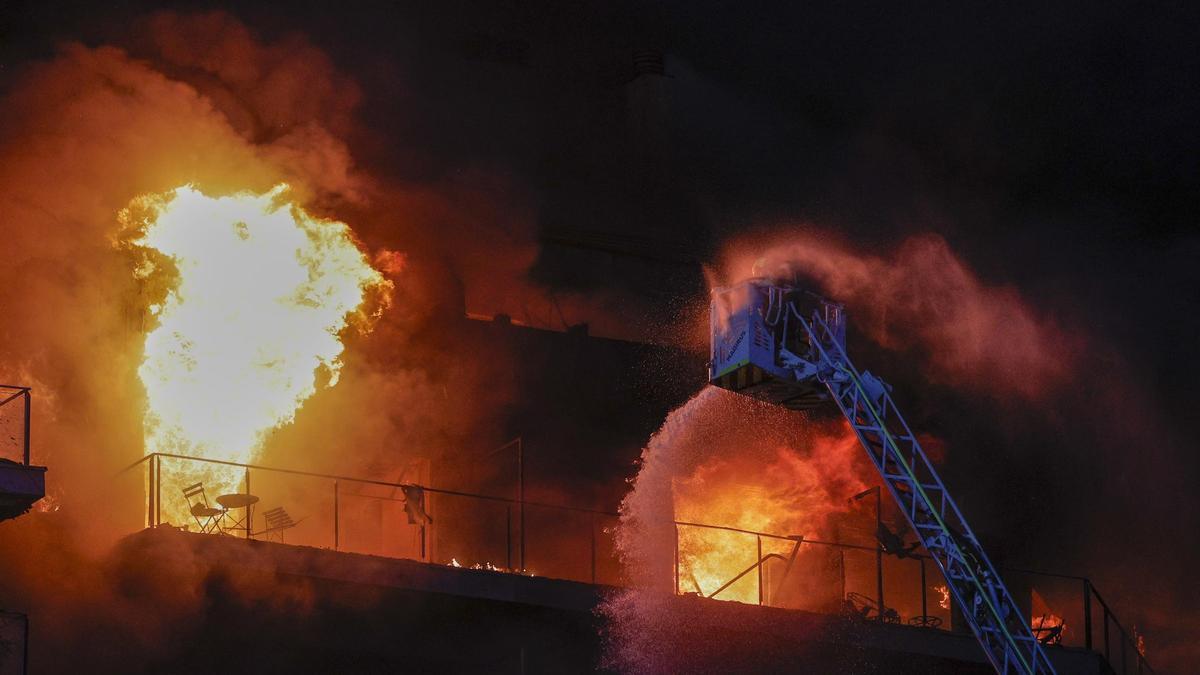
718, 232, 1081, 401
709, 228, 1194, 671
603, 388, 873, 672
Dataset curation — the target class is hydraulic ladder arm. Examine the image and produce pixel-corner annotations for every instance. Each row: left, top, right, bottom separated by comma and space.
709, 279, 1055, 675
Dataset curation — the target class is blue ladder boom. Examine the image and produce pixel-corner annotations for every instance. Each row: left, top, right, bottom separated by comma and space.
709, 278, 1056, 675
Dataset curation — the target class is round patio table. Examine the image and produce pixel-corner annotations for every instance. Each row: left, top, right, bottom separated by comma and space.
217, 493, 260, 537
216, 493, 260, 510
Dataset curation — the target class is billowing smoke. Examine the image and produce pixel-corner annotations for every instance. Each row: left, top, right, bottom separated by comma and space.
717, 231, 1081, 401
2, 48, 279, 508
0, 7, 617, 498
136, 10, 365, 201
0, 13, 375, 669
0, 10, 568, 670
605, 225, 1191, 671
0, 514, 319, 673
1, 7, 1191, 673
704, 228, 1194, 671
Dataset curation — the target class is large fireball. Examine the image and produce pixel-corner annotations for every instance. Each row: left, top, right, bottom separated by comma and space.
123, 185, 388, 470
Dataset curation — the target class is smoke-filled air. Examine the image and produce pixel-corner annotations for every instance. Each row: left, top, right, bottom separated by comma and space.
0, 11, 528, 670
0, 5, 1192, 675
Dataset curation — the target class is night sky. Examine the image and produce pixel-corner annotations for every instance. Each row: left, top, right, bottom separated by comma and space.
2, 1, 1197, 671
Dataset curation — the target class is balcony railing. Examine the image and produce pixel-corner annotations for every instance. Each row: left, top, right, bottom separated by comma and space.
0, 386, 31, 466
117, 451, 1152, 674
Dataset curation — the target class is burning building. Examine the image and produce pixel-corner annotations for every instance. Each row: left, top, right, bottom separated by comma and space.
0, 3, 1192, 675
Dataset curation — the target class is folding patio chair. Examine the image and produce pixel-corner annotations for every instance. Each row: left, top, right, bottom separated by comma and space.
182, 483, 225, 534
256, 507, 298, 542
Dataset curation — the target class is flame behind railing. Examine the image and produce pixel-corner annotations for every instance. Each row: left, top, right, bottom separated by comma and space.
116, 452, 1153, 674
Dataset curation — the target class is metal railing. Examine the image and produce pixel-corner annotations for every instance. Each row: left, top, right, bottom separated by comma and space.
118, 452, 622, 584
0, 386, 31, 466
116, 452, 1152, 674
672, 519, 950, 622
670, 518, 1154, 674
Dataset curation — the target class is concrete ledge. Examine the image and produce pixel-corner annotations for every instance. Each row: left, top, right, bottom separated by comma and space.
116, 528, 1114, 674
0, 460, 45, 520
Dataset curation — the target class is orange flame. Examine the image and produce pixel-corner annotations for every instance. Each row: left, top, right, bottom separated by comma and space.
1031, 613, 1066, 643
672, 424, 865, 604
935, 584, 950, 610
1030, 588, 1067, 644
122, 184, 389, 524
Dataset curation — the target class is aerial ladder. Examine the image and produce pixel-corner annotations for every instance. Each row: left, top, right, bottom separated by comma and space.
708, 275, 1056, 675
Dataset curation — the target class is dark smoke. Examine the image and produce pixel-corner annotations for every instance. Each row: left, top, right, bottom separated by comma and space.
0, 10, 610, 671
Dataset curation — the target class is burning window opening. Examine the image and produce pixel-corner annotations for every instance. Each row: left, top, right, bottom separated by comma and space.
1030, 588, 1067, 646
1031, 613, 1066, 646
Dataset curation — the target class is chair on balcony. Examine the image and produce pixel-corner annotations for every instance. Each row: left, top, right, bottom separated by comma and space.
182, 482, 225, 534
257, 507, 298, 542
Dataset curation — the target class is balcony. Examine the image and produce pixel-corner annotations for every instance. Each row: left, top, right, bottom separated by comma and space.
117, 451, 1152, 674
0, 386, 45, 521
